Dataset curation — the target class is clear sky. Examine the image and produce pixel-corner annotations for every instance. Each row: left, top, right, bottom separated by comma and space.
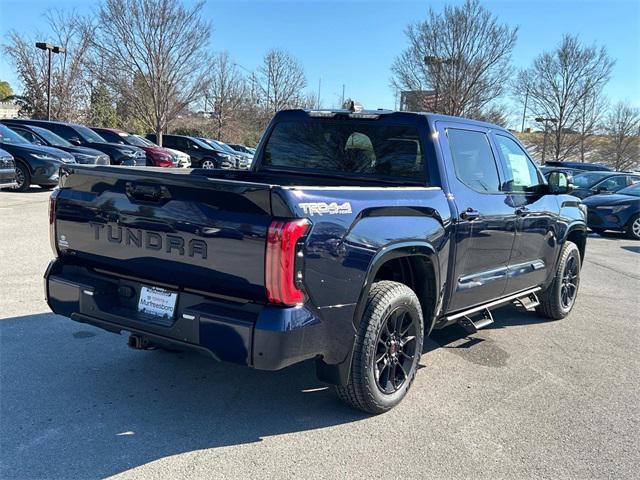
1, 0, 638, 128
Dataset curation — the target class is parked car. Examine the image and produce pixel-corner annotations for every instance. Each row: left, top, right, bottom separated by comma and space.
91, 127, 175, 167
544, 160, 613, 172
7, 119, 146, 166
571, 171, 640, 199
0, 124, 75, 191
0, 147, 17, 190
0, 121, 109, 165
132, 135, 191, 168
198, 138, 251, 170
583, 183, 640, 239
227, 143, 255, 156
146, 134, 235, 169
45, 108, 587, 414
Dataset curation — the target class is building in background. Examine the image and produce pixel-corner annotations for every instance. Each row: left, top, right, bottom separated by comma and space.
0, 100, 19, 119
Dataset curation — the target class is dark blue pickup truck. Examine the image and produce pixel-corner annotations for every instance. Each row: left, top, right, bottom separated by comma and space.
45, 109, 587, 413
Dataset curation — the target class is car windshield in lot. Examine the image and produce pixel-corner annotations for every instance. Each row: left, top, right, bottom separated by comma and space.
572, 172, 611, 188
76, 125, 107, 143
263, 120, 425, 181
617, 183, 640, 197
0, 124, 29, 144
117, 132, 148, 147
32, 126, 72, 147
211, 139, 238, 155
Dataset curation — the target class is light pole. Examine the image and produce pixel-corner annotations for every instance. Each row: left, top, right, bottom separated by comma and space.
535, 117, 558, 164
424, 55, 456, 113
521, 85, 529, 133
36, 42, 65, 120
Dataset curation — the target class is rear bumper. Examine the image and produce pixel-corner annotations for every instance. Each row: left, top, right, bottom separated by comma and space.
44, 259, 333, 370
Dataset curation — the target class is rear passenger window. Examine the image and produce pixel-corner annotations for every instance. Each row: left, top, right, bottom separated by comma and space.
447, 129, 500, 193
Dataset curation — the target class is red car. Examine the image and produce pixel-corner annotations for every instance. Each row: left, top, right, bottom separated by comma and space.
90, 127, 175, 167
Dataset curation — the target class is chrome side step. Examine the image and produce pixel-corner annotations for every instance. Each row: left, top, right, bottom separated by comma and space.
514, 291, 540, 311
457, 309, 494, 334
446, 287, 542, 331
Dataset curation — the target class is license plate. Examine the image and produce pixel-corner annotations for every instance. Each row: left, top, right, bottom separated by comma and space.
137, 286, 178, 319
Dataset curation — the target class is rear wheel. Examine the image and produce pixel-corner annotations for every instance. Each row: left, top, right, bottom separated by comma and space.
335, 281, 424, 414
13, 163, 30, 192
537, 241, 581, 320
625, 214, 640, 240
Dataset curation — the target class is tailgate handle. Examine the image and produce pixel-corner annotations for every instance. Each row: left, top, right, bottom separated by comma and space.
125, 182, 171, 203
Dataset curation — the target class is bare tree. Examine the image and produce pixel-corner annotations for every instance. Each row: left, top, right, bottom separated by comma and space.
391, 0, 517, 118
4, 9, 92, 120
515, 35, 614, 161
257, 49, 307, 114
86, 0, 213, 145
207, 52, 246, 141
576, 93, 608, 162
599, 102, 640, 172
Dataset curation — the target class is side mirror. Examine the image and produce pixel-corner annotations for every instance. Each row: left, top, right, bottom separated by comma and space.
548, 171, 571, 194
69, 137, 81, 146
32, 139, 42, 145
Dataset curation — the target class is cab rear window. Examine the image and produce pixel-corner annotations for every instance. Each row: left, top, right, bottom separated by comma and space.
262, 120, 426, 182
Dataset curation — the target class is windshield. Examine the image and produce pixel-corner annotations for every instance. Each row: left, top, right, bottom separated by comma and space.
617, 183, 640, 197
119, 133, 148, 147
0, 124, 29, 144
192, 137, 215, 150
212, 140, 237, 155
75, 125, 106, 143
32, 126, 72, 147
134, 135, 155, 147
262, 120, 426, 182
572, 172, 611, 188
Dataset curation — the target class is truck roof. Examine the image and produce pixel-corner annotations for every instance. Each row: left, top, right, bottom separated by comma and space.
295, 108, 509, 132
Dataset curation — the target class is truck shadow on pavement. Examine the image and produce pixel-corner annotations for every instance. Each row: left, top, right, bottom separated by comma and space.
0, 313, 369, 479
1, 306, 547, 479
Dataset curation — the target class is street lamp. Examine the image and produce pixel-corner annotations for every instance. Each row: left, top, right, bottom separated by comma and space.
535, 117, 558, 164
424, 55, 457, 112
35, 42, 66, 120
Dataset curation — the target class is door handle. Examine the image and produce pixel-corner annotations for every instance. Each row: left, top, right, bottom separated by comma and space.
460, 207, 480, 221
515, 206, 530, 217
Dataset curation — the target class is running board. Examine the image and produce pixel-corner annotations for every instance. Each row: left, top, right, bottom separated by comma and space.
457, 309, 494, 334
446, 287, 542, 324
514, 291, 540, 311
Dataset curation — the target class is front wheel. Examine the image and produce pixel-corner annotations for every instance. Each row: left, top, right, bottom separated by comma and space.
537, 241, 581, 320
625, 214, 640, 240
13, 163, 31, 192
200, 159, 216, 169
335, 281, 424, 414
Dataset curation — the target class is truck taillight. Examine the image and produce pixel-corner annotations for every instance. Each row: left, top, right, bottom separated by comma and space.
265, 219, 310, 305
49, 188, 60, 256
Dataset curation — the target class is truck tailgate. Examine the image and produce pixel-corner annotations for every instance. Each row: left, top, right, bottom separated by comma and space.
54, 166, 274, 301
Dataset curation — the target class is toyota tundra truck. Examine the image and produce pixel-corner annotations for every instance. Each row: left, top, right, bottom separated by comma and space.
45, 109, 587, 413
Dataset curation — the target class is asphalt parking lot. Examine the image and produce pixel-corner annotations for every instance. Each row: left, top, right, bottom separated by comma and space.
1, 188, 639, 480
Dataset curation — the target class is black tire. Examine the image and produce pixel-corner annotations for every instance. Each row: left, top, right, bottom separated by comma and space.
13, 162, 31, 192
335, 280, 424, 414
537, 241, 581, 320
624, 214, 640, 240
